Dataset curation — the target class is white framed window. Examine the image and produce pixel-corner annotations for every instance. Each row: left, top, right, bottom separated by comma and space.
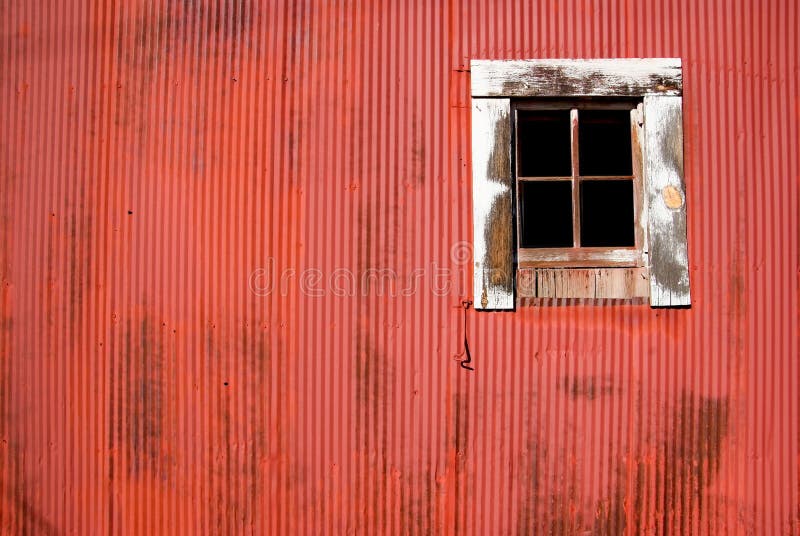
471, 58, 690, 309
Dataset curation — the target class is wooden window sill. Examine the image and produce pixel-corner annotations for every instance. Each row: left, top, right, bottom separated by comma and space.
518, 247, 644, 268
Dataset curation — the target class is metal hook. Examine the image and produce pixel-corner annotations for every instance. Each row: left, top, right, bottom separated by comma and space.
454, 300, 474, 371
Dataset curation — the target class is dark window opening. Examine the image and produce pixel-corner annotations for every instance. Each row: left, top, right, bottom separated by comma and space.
517, 110, 572, 177
519, 181, 573, 248
580, 180, 635, 247
515, 102, 641, 265
578, 109, 633, 176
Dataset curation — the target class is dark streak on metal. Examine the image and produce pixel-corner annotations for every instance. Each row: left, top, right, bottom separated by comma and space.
453, 392, 469, 535
67, 184, 91, 344
123, 315, 168, 479
560, 375, 617, 400
1, 297, 58, 535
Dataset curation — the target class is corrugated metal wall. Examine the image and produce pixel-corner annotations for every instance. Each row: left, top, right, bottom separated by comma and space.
1, 0, 798, 533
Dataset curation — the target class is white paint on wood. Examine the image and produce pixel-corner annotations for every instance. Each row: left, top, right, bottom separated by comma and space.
472, 98, 514, 310
471, 58, 682, 97
643, 96, 691, 307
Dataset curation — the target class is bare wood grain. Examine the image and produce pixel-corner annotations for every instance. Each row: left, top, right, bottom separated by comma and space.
517, 267, 650, 299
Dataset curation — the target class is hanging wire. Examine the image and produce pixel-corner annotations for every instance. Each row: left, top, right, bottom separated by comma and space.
453, 300, 474, 371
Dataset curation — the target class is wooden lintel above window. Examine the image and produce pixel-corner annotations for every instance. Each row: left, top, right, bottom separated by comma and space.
471, 58, 682, 98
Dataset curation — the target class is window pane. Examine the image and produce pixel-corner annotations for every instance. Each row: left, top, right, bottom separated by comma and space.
519, 181, 573, 248
578, 110, 632, 176
517, 110, 571, 177
580, 180, 635, 247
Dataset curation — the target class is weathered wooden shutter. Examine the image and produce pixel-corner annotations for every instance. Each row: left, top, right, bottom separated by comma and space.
471, 98, 515, 310
643, 95, 691, 306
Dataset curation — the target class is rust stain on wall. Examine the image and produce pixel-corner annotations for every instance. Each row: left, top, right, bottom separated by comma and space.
118, 315, 171, 479
561, 375, 618, 400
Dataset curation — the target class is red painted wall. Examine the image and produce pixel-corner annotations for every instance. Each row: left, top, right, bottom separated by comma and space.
0, 0, 798, 533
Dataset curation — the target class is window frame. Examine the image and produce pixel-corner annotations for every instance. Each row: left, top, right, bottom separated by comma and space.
470, 58, 690, 309
513, 100, 646, 269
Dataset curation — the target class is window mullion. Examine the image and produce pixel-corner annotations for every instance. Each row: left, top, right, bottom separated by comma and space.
570, 108, 581, 247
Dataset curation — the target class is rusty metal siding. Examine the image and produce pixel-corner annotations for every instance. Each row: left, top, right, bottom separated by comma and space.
0, 0, 798, 534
